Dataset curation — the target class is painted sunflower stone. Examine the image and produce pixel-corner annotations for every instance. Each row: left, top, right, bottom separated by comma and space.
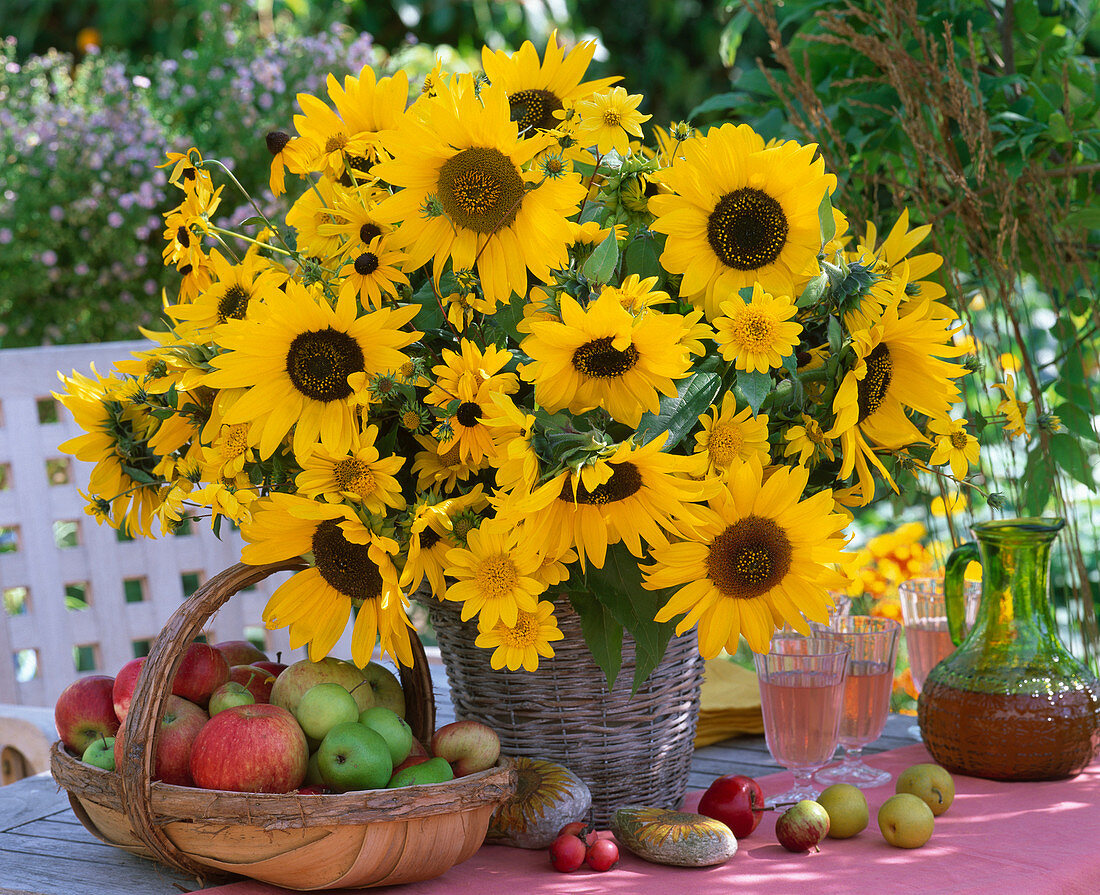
610, 806, 738, 866
486, 758, 592, 848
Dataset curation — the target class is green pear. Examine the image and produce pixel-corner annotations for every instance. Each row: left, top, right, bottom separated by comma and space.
895, 763, 955, 816
816, 783, 868, 839
878, 793, 935, 848
388, 756, 454, 788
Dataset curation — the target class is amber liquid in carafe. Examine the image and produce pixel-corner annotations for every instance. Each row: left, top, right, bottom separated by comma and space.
918, 680, 1100, 781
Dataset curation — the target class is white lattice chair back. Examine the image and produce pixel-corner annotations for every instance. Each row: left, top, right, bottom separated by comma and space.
0, 341, 345, 709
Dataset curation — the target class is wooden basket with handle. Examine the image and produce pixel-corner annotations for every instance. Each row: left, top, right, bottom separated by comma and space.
50, 560, 516, 890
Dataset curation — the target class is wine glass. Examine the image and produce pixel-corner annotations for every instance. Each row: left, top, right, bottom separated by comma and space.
754, 635, 850, 806
813, 616, 901, 788
899, 577, 981, 738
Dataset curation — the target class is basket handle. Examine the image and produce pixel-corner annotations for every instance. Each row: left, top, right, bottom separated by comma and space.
118, 560, 436, 880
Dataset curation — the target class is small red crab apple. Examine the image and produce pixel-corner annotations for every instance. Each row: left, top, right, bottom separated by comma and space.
548, 832, 588, 872
585, 838, 620, 872
556, 821, 597, 846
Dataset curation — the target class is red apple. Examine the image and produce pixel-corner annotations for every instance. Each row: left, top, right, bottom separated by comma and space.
172, 642, 230, 707
112, 658, 146, 723
430, 720, 500, 776
391, 753, 431, 777
213, 639, 268, 666
252, 658, 287, 679
229, 664, 276, 703
114, 695, 208, 787
698, 773, 767, 839
55, 675, 120, 753
189, 704, 308, 793
408, 737, 430, 760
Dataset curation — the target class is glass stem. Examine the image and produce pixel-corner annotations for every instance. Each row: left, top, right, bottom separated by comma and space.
840, 745, 864, 766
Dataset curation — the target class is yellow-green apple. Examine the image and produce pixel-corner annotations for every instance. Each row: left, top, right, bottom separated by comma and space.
775, 800, 831, 852
305, 750, 325, 787
391, 752, 431, 777
877, 793, 935, 848
387, 756, 454, 788
361, 661, 405, 717
271, 657, 373, 717
172, 642, 230, 708
430, 720, 500, 776
359, 706, 414, 766
816, 783, 869, 839
208, 681, 255, 716
296, 683, 359, 740
190, 703, 308, 793
317, 721, 392, 791
81, 735, 116, 771
229, 664, 275, 703
895, 763, 955, 816
114, 695, 208, 787
213, 639, 267, 666
55, 675, 120, 753
112, 658, 146, 723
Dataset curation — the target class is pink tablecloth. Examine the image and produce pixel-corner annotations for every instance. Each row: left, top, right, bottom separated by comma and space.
206, 743, 1100, 895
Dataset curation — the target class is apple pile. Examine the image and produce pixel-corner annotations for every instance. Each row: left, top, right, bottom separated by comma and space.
54, 643, 502, 796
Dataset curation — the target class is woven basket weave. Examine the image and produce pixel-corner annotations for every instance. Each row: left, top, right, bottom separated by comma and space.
427, 595, 703, 826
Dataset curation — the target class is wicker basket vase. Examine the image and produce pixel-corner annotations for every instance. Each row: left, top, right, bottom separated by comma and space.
427, 596, 704, 827
51, 561, 516, 891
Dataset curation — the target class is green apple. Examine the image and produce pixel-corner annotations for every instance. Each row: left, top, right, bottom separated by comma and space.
895, 763, 955, 816
359, 706, 414, 766
362, 661, 405, 718
305, 750, 325, 787
816, 783, 868, 839
208, 681, 255, 716
296, 683, 360, 741
271, 657, 374, 716
388, 756, 454, 788
81, 735, 116, 771
878, 793, 935, 848
317, 721, 393, 792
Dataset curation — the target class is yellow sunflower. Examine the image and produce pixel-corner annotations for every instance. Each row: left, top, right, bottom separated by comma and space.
427, 339, 518, 408
650, 123, 834, 319
519, 290, 694, 427
693, 393, 771, 478
474, 600, 565, 671
202, 281, 420, 460
433, 377, 504, 464
783, 413, 835, 469
294, 425, 406, 512
166, 250, 286, 339
265, 131, 317, 196
481, 29, 620, 133
242, 493, 415, 667
499, 435, 713, 570
992, 372, 1029, 439
399, 488, 484, 597
928, 416, 979, 480
411, 433, 489, 493
574, 86, 651, 156
337, 236, 410, 310
713, 283, 803, 373
285, 176, 343, 259
373, 79, 586, 307
313, 183, 392, 259
443, 525, 547, 628
643, 464, 850, 656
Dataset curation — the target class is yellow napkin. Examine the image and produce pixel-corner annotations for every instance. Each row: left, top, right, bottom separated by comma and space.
693, 658, 764, 747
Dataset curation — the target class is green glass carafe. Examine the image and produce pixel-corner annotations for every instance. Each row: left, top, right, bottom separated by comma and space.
918, 517, 1100, 780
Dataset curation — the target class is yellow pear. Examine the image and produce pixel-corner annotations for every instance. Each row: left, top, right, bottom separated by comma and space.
878, 793, 935, 848
816, 783, 869, 839
896, 763, 955, 816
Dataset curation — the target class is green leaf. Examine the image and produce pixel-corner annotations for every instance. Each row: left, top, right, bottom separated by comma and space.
236, 215, 267, 229
718, 8, 754, 68
1050, 433, 1096, 490
624, 231, 665, 282
636, 372, 721, 450
581, 231, 619, 285
1019, 449, 1052, 515
688, 92, 744, 119
566, 588, 622, 690
827, 315, 844, 354
796, 271, 829, 308
1052, 404, 1099, 442
818, 190, 836, 245
736, 370, 772, 416
1062, 206, 1100, 231
410, 280, 445, 331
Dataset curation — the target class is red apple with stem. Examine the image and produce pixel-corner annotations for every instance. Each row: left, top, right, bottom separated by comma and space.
172, 642, 230, 708
697, 774, 767, 839
229, 664, 275, 703
55, 675, 120, 753
114, 695, 208, 787
189, 703, 308, 793
112, 658, 146, 723
213, 639, 268, 666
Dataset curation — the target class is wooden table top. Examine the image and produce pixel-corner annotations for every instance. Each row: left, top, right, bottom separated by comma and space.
0, 664, 916, 895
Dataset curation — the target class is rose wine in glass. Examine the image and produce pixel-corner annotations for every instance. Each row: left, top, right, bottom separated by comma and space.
899, 578, 981, 738
755, 636, 849, 806
813, 616, 900, 788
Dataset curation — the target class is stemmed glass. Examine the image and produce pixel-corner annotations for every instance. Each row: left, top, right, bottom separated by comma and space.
754, 635, 850, 806
813, 616, 901, 788
899, 577, 981, 738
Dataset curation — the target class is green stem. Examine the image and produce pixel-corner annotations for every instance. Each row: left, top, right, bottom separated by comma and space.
202, 158, 295, 255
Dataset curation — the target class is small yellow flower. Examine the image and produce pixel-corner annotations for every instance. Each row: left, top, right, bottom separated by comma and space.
714, 283, 803, 373
928, 416, 979, 480
574, 86, 651, 156
991, 373, 1029, 439
474, 601, 564, 671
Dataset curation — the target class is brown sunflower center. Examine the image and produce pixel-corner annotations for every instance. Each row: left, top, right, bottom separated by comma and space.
332, 458, 377, 497
359, 222, 382, 244
559, 461, 642, 505
706, 515, 792, 599
419, 527, 441, 550
856, 343, 892, 423
311, 519, 383, 602
354, 252, 379, 275
707, 187, 789, 271
285, 327, 365, 402
325, 133, 349, 154
437, 147, 525, 234
950, 430, 969, 449
571, 336, 640, 379
265, 131, 290, 155
509, 88, 564, 132
456, 401, 483, 427
218, 285, 250, 322
176, 226, 190, 248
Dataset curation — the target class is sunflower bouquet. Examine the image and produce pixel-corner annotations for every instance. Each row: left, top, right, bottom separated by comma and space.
56, 32, 975, 689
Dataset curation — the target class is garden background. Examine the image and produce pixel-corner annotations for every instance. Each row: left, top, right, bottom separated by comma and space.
1, 0, 1098, 710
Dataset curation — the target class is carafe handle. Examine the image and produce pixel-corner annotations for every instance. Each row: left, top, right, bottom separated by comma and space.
944, 540, 980, 646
